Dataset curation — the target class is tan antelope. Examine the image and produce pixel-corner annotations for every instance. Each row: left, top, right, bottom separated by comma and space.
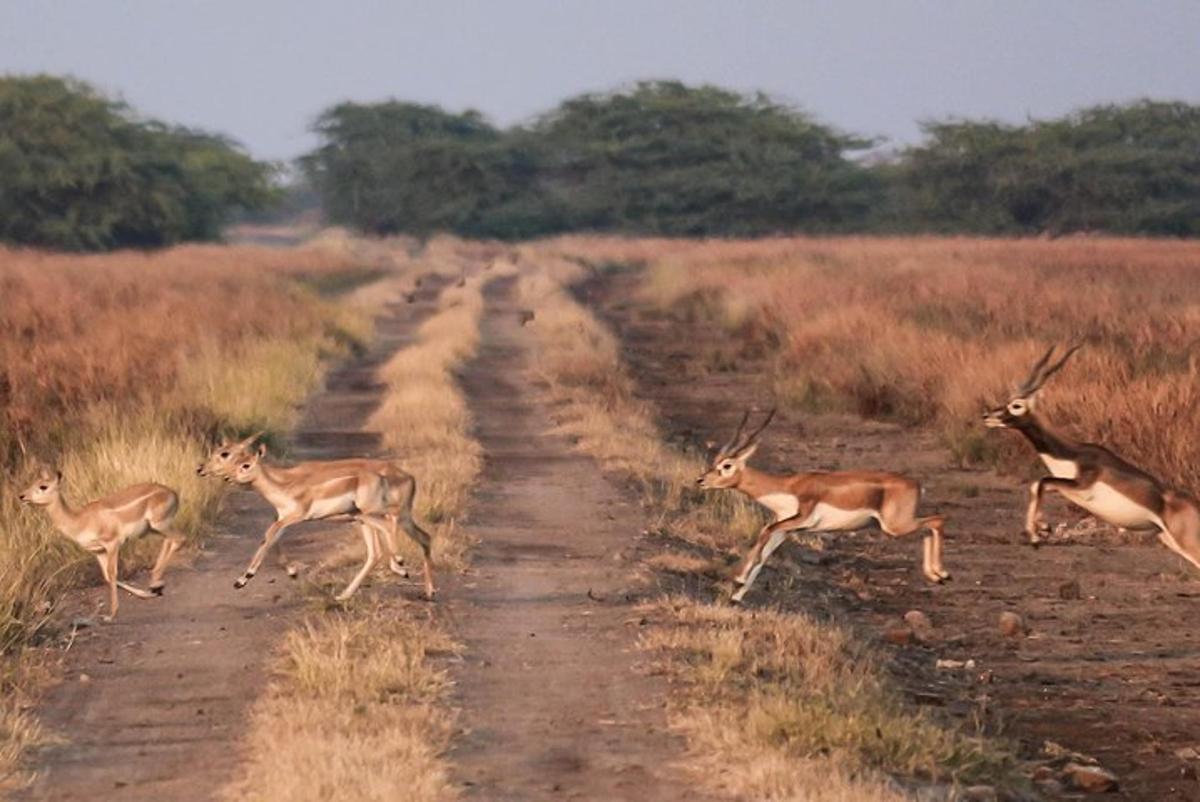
18, 469, 185, 620
697, 410, 949, 603
983, 344, 1200, 569
201, 436, 435, 600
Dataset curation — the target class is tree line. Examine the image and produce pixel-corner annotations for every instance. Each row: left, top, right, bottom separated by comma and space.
3, 75, 1199, 250
0, 75, 275, 251
301, 83, 1200, 240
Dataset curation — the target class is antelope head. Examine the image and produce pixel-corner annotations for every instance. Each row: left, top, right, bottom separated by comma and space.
18, 467, 62, 506
697, 408, 776, 490
198, 432, 262, 479
231, 443, 269, 485
983, 343, 1081, 430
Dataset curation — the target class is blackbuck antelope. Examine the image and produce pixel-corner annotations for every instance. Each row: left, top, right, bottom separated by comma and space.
201, 436, 435, 600
983, 344, 1200, 569
698, 410, 949, 603
18, 469, 185, 620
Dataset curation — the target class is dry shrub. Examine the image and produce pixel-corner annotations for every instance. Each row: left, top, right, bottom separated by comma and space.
367, 258, 504, 570
643, 598, 1016, 800
227, 241, 497, 802
513, 247, 1016, 797
545, 236, 1200, 488
223, 605, 458, 802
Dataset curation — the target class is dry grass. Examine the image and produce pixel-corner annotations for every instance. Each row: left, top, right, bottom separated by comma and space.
512, 245, 1021, 799
222, 605, 459, 802
542, 236, 1200, 491
0, 236, 386, 785
225, 241, 507, 802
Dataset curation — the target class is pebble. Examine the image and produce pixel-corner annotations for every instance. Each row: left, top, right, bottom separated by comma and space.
998, 611, 1025, 638
1062, 762, 1119, 793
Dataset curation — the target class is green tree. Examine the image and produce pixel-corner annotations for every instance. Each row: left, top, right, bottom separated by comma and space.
0, 75, 276, 250
299, 101, 556, 239
898, 101, 1200, 235
533, 81, 879, 235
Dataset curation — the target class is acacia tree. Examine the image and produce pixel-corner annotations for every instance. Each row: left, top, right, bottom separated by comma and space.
532, 81, 880, 235
299, 101, 556, 239
0, 75, 276, 250
899, 101, 1200, 235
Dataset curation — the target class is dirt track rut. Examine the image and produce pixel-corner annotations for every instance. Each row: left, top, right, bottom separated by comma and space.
16, 278, 444, 801
446, 276, 720, 802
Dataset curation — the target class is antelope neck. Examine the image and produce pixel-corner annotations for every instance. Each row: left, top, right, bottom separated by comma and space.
45, 493, 84, 536
1013, 414, 1076, 458
735, 465, 790, 499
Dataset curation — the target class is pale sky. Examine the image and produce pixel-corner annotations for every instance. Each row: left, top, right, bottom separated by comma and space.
2, 1, 1197, 161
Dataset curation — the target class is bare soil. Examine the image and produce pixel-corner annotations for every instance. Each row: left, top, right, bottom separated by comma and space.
14, 278, 446, 801
445, 276, 725, 802
581, 268, 1200, 802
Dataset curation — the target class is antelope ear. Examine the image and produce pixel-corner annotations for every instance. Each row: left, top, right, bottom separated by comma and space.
256, 443, 267, 458
733, 441, 760, 462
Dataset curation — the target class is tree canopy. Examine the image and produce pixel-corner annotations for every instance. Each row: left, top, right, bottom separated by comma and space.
0, 75, 277, 250
899, 101, 1200, 236
300, 82, 879, 239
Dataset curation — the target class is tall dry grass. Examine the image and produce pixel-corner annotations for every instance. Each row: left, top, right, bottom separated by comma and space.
224, 244, 507, 802
546, 236, 1200, 489
0, 239, 384, 786
512, 247, 1018, 799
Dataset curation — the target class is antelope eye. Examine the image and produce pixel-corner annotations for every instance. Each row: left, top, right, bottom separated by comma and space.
240, 463, 251, 470
38, 485, 47, 491
220, 451, 230, 458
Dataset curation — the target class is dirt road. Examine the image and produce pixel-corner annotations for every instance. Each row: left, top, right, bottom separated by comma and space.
16, 278, 444, 801
446, 276, 722, 802
583, 268, 1200, 802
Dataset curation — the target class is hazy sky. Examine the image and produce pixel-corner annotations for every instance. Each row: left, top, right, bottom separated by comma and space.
2, 1, 1197, 161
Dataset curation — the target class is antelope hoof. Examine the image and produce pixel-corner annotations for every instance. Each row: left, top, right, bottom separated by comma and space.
936, 568, 952, 581
233, 575, 250, 589
101, 614, 115, 623
150, 584, 165, 596
923, 570, 944, 584
334, 592, 352, 603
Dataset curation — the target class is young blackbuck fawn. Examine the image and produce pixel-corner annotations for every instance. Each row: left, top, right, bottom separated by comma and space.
200, 435, 435, 600
698, 410, 949, 603
18, 469, 185, 620
983, 343, 1200, 569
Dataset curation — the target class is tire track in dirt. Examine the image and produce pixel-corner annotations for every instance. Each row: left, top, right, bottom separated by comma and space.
446, 276, 724, 802
15, 277, 446, 802
582, 268, 1200, 802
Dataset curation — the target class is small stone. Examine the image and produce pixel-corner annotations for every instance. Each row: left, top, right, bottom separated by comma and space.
78, 673, 90, 683
1175, 746, 1200, 761
961, 785, 997, 802
1059, 579, 1082, 600
1062, 762, 1119, 793
998, 611, 1026, 638
883, 626, 913, 646
71, 617, 95, 629
903, 610, 935, 642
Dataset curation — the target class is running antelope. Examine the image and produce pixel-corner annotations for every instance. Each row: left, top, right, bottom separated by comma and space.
698, 410, 949, 603
18, 469, 185, 620
983, 344, 1200, 569
202, 437, 435, 600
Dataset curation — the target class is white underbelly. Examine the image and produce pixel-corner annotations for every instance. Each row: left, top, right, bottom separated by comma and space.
308, 494, 356, 520
1060, 482, 1159, 530
1039, 454, 1079, 479
802, 503, 877, 531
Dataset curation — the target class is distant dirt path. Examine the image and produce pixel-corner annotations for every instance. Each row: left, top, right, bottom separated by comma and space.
446, 276, 721, 802
16, 277, 445, 802
583, 268, 1200, 802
